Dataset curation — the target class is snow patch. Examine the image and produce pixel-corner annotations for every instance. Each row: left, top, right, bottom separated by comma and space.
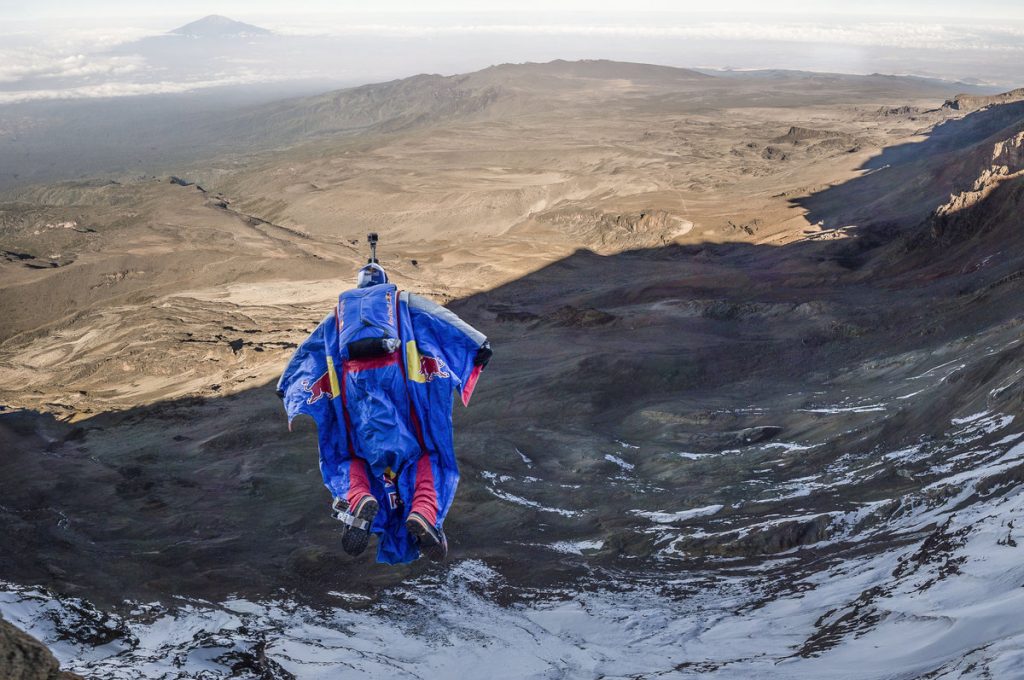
484, 487, 580, 517
514, 447, 533, 467
676, 451, 716, 460
634, 504, 724, 523
800, 403, 887, 414
604, 453, 635, 471
548, 539, 604, 555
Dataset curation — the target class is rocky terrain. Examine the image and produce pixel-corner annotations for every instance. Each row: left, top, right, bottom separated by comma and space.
2, 61, 1024, 677
943, 87, 1024, 112
0, 614, 80, 679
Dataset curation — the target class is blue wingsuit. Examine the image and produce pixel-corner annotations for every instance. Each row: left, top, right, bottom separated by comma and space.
277, 283, 487, 564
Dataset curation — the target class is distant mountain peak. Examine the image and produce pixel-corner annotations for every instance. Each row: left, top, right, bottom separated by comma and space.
170, 15, 271, 38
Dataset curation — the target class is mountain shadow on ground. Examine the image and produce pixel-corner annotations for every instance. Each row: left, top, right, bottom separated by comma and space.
3, 99, 1024, 613
3, 160, 1024, 609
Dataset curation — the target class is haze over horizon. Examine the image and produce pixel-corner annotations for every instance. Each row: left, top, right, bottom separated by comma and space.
1, 3, 1023, 105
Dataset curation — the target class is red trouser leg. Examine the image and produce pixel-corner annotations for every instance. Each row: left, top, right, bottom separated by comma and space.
410, 452, 439, 527
347, 457, 373, 508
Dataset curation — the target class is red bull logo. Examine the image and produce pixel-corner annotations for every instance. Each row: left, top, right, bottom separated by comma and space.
419, 355, 450, 382
302, 370, 334, 405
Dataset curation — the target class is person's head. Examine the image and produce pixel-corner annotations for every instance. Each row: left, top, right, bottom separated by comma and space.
356, 262, 388, 288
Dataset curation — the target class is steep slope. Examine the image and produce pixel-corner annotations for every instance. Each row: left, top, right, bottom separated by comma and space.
5, 128, 1024, 673
3, 75, 1024, 678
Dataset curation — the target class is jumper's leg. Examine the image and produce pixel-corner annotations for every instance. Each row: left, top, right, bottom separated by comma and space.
409, 452, 439, 526
406, 452, 447, 561
336, 457, 378, 557
346, 456, 374, 509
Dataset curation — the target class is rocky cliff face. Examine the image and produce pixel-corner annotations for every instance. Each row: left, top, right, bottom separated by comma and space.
0, 616, 80, 680
929, 127, 1024, 244
943, 87, 1024, 112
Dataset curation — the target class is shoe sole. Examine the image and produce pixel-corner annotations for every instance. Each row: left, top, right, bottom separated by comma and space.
341, 497, 379, 557
406, 513, 447, 562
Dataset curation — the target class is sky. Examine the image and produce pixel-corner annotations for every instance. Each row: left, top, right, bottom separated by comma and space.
3, 0, 1024, 21
0, 1, 1022, 104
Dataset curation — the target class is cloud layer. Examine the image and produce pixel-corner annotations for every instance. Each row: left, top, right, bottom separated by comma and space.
0, 74, 300, 104
0, 51, 144, 84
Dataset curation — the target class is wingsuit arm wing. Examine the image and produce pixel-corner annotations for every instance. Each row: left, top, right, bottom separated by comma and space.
277, 313, 333, 424
405, 292, 488, 406
406, 293, 487, 345
276, 312, 353, 498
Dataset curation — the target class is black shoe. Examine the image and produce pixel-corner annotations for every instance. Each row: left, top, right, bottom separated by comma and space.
406, 511, 448, 562
335, 495, 379, 557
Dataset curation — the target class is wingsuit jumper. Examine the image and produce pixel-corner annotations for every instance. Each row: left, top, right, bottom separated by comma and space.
277, 240, 492, 564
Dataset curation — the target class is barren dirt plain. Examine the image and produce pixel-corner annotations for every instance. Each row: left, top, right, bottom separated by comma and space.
0, 62, 974, 415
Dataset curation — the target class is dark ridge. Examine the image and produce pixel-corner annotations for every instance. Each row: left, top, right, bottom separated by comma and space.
169, 15, 272, 38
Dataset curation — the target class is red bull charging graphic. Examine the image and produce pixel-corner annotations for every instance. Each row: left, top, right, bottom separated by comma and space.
418, 355, 450, 382
302, 371, 334, 404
